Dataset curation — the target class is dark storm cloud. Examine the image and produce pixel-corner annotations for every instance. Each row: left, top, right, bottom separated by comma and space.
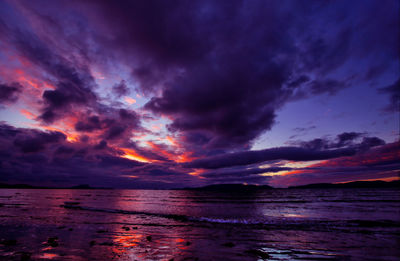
0, 82, 22, 104
2, 0, 397, 154
0, 124, 198, 189
187, 133, 386, 170
184, 147, 356, 170
13, 129, 66, 153
0, 0, 398, 188
60, 0, 392, 152
0, 123, 157, 187
0, 9, 98, 123
135, 0, 292, 150
71, 0, 397, 152
296, 132, 385, 151
201, 167, 292, 179
15, 31, 97, 123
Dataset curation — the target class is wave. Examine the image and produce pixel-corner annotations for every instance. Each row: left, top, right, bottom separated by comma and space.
186, 200, 311, 204
62, 204, 190, 221
60, 203, 400, 229
328, 199, 400, 203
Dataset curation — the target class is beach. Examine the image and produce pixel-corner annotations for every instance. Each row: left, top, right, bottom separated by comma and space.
0, 188, 399, 260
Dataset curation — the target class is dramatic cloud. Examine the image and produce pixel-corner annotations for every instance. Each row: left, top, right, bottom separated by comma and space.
13, 130, 66, 153
198, 166, 291, 184
74, 109, 141, 141
68, 0, 397, 152
184, 146, 357, 169
291, 132, 385, 151
269, 141, 400, 187
0, 123, 199, 188
0, 0, 398, 188
10, 31, 98, 123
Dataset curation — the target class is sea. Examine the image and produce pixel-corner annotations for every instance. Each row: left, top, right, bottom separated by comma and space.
0, 188, 399, 260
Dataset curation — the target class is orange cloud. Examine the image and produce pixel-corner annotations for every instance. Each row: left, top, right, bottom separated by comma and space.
175, 152, 197, 163
145, 140, 197, 163
166, 135, 177, 146
120, 147, 152, 163
146, 141, 176, 161
20, 109, 37, 120
188, 168, 206, 176
124, 96, 136, 104
151, 124, 161, 131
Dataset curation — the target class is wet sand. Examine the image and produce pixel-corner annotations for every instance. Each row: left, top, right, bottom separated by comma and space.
1, 189, 399, 260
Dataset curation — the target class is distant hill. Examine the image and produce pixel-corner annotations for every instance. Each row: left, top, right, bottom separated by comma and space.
0, 183, 111, 189
1, 180, 398, 190
180, 183, 273, 191
182, 180, 399, 191
0, 183, 42, 189
289, 180, 399, 189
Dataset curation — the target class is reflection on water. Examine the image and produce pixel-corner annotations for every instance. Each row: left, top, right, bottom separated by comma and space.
0, 188, 399, 260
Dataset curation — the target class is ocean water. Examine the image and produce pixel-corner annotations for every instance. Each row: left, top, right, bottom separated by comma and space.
0, 188, 399, 260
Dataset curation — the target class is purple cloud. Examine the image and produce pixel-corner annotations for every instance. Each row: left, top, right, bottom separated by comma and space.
0, 82, 22, 104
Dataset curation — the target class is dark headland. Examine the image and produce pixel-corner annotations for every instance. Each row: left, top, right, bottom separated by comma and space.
288, 180, 399, 189
0, 183, 111, 189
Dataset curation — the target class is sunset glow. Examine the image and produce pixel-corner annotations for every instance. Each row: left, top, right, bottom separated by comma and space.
0, 0, 398, 189
0, 2, 399, 261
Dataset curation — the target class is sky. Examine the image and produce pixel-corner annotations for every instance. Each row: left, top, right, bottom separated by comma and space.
0, 0, 398, 188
